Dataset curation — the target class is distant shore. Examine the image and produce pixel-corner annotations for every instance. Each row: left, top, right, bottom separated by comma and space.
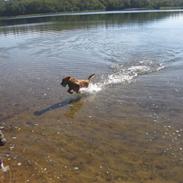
0, 8, 183, 21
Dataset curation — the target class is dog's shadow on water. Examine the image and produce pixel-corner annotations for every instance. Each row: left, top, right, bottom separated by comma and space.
34, 95, 84, 117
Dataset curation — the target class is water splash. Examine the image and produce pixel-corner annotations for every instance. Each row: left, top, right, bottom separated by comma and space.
81, 62, 165, 94
80, 83, 102, 93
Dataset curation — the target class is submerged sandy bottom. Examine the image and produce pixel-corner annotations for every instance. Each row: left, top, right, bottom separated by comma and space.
0, 91, 183, 183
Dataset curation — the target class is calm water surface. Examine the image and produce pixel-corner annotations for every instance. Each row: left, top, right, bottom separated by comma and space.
0, 11, 183, 183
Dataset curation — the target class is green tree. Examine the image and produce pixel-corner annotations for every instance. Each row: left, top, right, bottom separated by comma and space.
0, 0, 183, 17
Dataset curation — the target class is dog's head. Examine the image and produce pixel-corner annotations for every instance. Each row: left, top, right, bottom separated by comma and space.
61, 76, 71, 87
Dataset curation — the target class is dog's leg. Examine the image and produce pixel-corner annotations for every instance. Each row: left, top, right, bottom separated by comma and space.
76, 86, 80, 94
67, 88, 73, 94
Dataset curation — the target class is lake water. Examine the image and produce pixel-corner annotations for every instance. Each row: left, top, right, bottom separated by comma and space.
0, 10, 183, 183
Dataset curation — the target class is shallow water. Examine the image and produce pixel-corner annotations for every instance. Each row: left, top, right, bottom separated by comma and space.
0, 10, 183, 183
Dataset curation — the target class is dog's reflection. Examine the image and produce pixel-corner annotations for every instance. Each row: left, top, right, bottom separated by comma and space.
34, 95, 83, 117
64, 99, 83, 119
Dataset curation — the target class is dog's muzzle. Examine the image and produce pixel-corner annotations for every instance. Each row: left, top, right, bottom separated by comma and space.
61, 81, 67, 87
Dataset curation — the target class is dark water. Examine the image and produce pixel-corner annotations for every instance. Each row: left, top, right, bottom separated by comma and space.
0, 10, 183, 183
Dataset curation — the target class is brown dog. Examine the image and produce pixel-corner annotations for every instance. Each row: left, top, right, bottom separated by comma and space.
61, 74, 95, 94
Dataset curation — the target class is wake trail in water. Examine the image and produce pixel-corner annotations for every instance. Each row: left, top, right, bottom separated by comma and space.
80, 62, 165, 94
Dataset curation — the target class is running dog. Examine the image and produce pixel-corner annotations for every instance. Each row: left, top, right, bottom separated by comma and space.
61, 74, 95, 94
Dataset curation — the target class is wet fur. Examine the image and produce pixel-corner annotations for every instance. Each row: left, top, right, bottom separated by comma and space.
61, 74, 95, 94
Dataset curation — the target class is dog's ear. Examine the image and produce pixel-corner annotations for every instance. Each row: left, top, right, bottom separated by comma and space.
64, 76, 71, 81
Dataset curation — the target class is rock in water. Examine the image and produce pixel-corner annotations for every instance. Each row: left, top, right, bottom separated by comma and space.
0, 130, 7, 146
0, 160, 9, 172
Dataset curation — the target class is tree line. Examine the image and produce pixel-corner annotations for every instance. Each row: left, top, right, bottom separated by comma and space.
0, 0, 183, 16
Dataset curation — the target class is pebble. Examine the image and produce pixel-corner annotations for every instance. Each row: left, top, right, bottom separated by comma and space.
74, 167, 79, 170
17, 162, 22, 166
17, 127, 21, 131
9, 145, 15, 150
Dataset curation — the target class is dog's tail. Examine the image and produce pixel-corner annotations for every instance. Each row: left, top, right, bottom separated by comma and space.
88, 74, 95, 81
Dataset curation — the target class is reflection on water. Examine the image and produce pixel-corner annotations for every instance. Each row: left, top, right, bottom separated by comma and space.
0, 11, 182, 34
64, 99, 84, 119
0, 10, 183, 183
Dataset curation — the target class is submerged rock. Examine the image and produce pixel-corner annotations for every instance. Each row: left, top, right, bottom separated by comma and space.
0, 160, 9, 172
0, 130, 7, 146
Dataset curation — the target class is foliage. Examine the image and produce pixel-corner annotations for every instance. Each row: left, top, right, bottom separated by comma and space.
0, 0, 183, 16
